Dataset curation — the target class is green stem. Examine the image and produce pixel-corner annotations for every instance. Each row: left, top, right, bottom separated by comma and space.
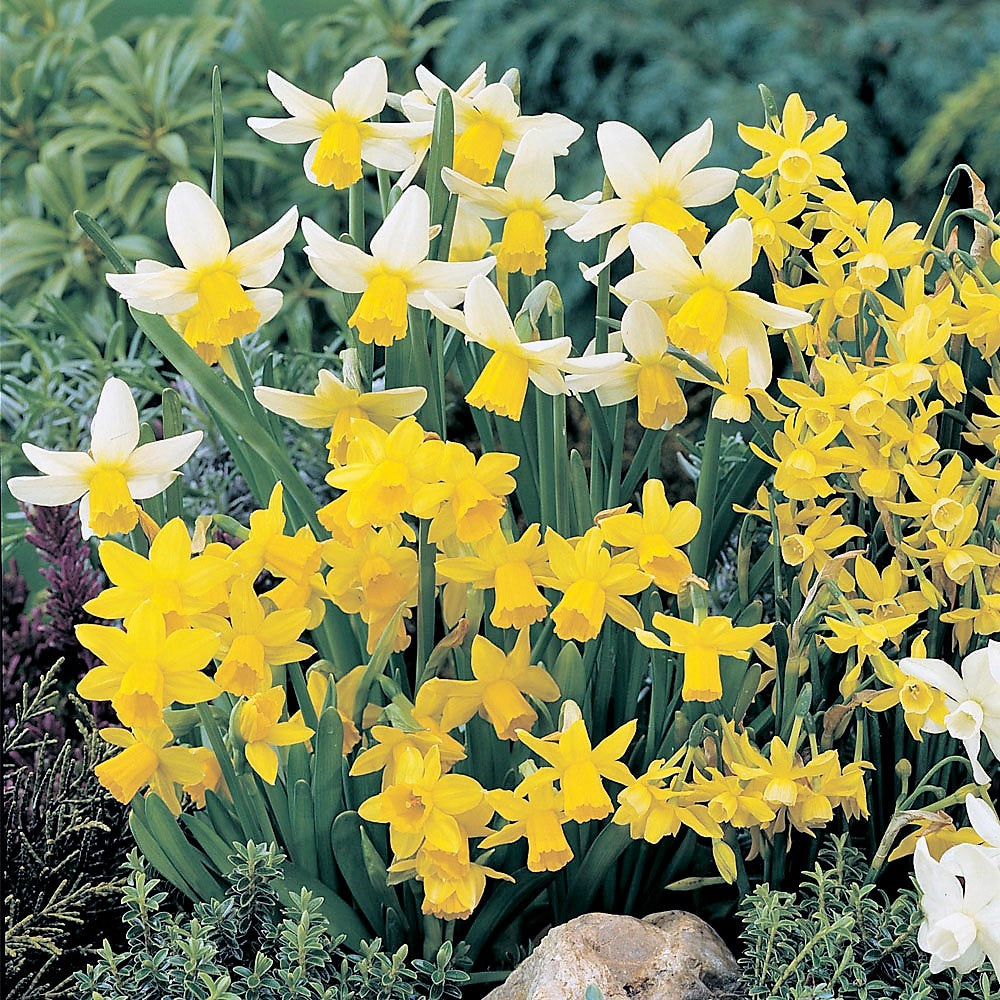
690, 398, 723, 579
416, 519, 437, 681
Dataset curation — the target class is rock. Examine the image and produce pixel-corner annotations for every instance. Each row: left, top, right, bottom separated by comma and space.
484, 910, 741, 1000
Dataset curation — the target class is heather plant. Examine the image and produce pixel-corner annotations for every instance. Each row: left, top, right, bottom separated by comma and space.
5, 49, 998, 989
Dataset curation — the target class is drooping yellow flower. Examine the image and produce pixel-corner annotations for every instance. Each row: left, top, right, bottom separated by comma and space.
731, 188, 811, 268
692, 768, 776, 828
181, 746, 225, 809
306, 665, 366, 755
416, 630, 560, 740
902, 505, 1000, 586
248, 59, 427, 189
350, 723, 466, 785
836, 199, 924, 289
889, 456, 971, 534
615, 762, 723, 844
106, 183, 297, 364
638, 613, 773, 703
208, 578, 314, 698
775, 256, 863, 349
954, 272, 1000, 360
777, 499, 864, 596
303, 187, 495, 346
738, 92, 847, 194
480, 774, 574, 872
358, 745, 486, 857
517, 717, 636, 822
728, 735, 834, 809
76, 601, 220, 729
254, 362, 427, 465
597, 478, 700, 594
411, 442, 518, 545
542, 527, 650, 642
95, 724, 205, 815
7, 378, 202, 539
435, 523, 551, 630
236, 686, 314, 784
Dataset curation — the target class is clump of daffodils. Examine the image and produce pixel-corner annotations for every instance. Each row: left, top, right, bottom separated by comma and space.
12, 54, 997, 975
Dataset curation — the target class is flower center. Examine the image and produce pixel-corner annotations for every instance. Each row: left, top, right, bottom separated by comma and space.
350, 272, 409, 346
87, 466, 138, 536
498, 209, 547, 275
637, 194, 707, 253
313, 114, 363, 189
668, 287, 729, 354
453, 117, 505, 184
855, 252, 889, 289
467, 348, 530, 420
181, 269, 261, 360
777, 148, 812, 185
636, 362, 686, 430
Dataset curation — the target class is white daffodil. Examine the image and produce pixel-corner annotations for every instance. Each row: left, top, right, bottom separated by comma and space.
913, 837, 1000, 974
442, 129, 590, 276
106, 182, 296, 366
254, 350, 427, 464
964, 794, 1000, 853
302, 185, 495, 346
900, 641, 1000, 785
398, 62, 488, 123
426, 274, 622, 421
568, 301, 687, 430
7, 378, 201, 539
566, 119, 738, 280
247, 58, 428, 189
615, 218, 812, 388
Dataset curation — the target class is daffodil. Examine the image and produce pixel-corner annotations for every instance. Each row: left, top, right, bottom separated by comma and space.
394, 844, 511, 920
566, 119, 737, 277
903, 505, 1000, 586
182, 746, 225, 809
84, 517, 234, 626
303, 186, 495, 346
247, 59, 427, 189
731, 188, 811, 268
542, 527, 650, 643
416, 630, 559, 740
7, 377, 202, 539
105, 182, 296, 364
435, 523, 551, 629
427, 274, 622, 420
95, 724, 205, 815
442, 129, 587, 275
480, 775, 574, 872
614, 760, 722, 843
76, 600, 220, 730
638, 613, 773, 703
358, 745, 485, 857
836, 199, 924, 289
728, 735, 833, 809
254, 357, 427, 464
236, 685, 314, 784
738, 92, 847, 194
306, 665, 366, 755
597, 478, 700, 593
616, 219, 811, 387
693, 768, 776, 828
518, 718, 637, 822
350, 721, 466, 785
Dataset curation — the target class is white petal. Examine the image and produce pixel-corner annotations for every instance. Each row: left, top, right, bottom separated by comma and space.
331, 56, 387, 121
628, 223, 701, 290
467, 83, 519, 125
228, 205, 298, 286
621, 300, 668, 362
527, 365, 569, 396
965, 795, 1000, 848
246, 287, 283, 326
424, 292, 470, 335
409, 256, 496, 298
462, 274, 516, 344
613, 269, 677, 304
565, 198, 630, 242
508, 113, 582, 154
107, 266, 194, 302
267, 70, 331, 123
127, 472, 180, 501
7, 474, 88, 506
699, 219, 753, 289
301, 217, 373, 292
676, 166, 739, 208
21, 444, 94, 477
441, 169, 510, 219
370, 186, 430, 271
504, 129, 555, 199
247, 116, 321, 144
591, 367, 639, 406
598, 121, 659, 201
658, 119, 714, 187
900, 656, 968, 703
730, 290, 814, 330
166, 182, 230, 271
718, 309, 772, 389
90, 378, 140, 465
125, 431, 202, 482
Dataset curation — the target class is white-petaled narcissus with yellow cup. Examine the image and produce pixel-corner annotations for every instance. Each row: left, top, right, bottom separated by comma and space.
8, 53, 997, 986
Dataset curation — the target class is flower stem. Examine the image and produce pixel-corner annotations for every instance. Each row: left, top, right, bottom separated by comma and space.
690, 398, 723, 579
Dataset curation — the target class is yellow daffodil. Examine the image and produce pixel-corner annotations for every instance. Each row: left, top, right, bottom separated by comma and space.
95, 724, 204, 815
84, 517, 234, 626
392, 844, 512, 920
435, 523, 551, 629
443, 129, 588, 275
903, 506, 1000, 586
254, 358, 427, 465
106, 183, 296, 364
236, 685, 314, 784
350, 722, 466, 785
597, 478, 700, 593
731, 188, 811, 268
182, 746, 225, 809
517, 717, 636, 822
7, 377, 201, 539
416, 630, 560, 740
836, 199, 923, 289
566, 118, 737, 277
306, 665, 366, 755
955, 273, 1000, 359
775, 256, 863, 348
890, 456, 970, 534
638, 613, 773, 703
738, 92, 847, 194
542, 526, 650, 642
480, 774, 574, 872
728, 735, 833, 809
777, 499, 864, 595
692, 768, 776, 828
358, 745, 486, 857
76, 600, 220, 729
616, 219, 811, 388
207, 578, 314, 698
302, 186, 495, 346
247, 59, 427, 188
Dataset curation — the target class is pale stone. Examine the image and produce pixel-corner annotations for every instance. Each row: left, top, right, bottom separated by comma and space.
484, 910, 741, 1000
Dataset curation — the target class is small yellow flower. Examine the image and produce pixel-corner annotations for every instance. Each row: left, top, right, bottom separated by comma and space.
306, 665, 366, 755
613, 759, 721, 843
480, 774, 574, 872
236, 686, 314, 784
182, 747, 225, 809
731, 188, 810, 268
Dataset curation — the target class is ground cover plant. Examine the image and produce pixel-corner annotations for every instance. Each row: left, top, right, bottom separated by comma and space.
3, 25, 999, 998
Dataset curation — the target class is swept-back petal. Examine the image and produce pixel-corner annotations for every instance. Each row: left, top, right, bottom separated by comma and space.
565, 198, 630, 242
331, 56, 387, 120
7, 474, 88, 506
621, 300, 668, 362
21, 444, 93, 477
228, 205, 298, 286
125, 431, 202, 485
246, 116, 321, 143
266, 70, 331, 122
658, 118, 714, 186
597, 121, 658, 201
369, 185, 431, 269
462, 274, 517, 344
628, 223, 701, 290
301, 217, 373, 292
699, 219, 753, 289
504, 129, 555, 199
